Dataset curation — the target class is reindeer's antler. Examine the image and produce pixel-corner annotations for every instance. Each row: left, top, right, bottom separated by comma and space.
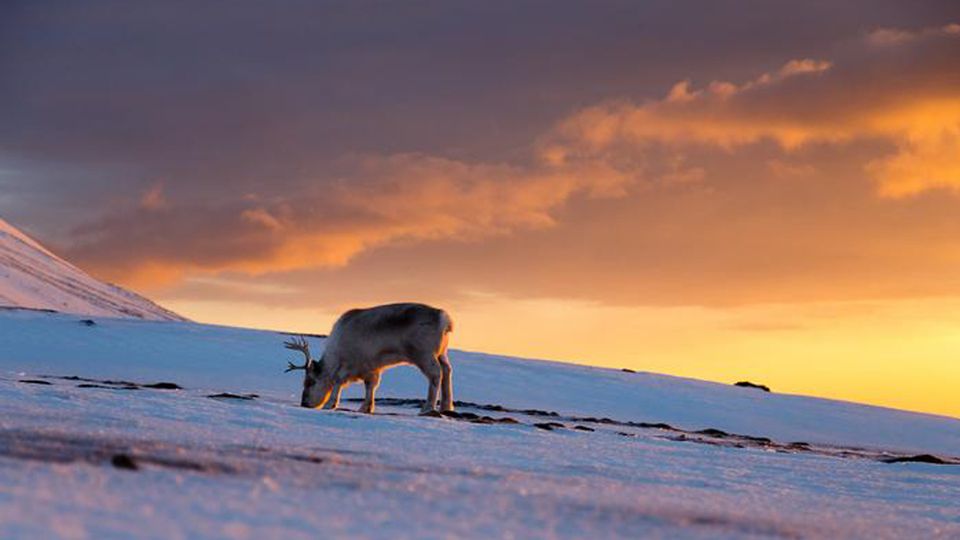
283, 336, 312, 372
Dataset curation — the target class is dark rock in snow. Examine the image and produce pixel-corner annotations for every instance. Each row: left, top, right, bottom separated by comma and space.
79, 319, 97, 326
142, 382, 182, 390
631, 422, 675, 430
621, 368, 636, 373
207, 393, 258, 400
78, 383, 140, 390
471, 416, 519, 425
111, 453, 139, 470
442, 410, 480, 420
734, 381, 771, 392
86, 378, 139, 387
520, 408, 560, 417
18, 379, 52, 385
882, 454, 950, 465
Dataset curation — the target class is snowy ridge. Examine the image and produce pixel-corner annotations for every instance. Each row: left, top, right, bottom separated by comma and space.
0, 217, 58, 258
0, 217, 184, 321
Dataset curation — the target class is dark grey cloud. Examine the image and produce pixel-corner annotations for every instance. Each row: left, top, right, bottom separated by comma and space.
2, 0, 954, 209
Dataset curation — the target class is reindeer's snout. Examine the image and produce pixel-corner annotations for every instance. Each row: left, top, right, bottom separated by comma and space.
300, 385, 313, 408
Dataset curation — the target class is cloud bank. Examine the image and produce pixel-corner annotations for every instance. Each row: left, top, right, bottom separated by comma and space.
62, 21, 960, 292
69, 154, 631, 284
544, 24, 960, 197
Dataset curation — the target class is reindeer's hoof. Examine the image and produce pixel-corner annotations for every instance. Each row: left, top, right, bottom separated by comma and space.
419, 409, 443, 418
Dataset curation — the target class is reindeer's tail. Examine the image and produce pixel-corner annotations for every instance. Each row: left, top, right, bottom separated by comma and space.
440, 309, 454, 334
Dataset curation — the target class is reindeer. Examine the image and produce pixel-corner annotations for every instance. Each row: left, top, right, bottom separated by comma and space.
284, 303, 454, 414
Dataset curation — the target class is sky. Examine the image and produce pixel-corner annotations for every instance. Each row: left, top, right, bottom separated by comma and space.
2, 1, 960, 418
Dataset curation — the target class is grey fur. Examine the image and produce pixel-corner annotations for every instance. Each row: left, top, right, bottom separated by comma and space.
284, 303, 454, 414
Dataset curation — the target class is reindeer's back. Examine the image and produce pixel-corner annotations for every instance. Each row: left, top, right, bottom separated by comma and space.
332, 303, 448, 347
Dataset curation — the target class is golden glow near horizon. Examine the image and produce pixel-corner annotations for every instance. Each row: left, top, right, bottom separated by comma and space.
162, 294, 960, 419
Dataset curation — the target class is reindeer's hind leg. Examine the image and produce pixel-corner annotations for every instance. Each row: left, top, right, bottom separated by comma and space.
439, 352, 454, 412
360, 371, 381, 414
413, 354, 442, 413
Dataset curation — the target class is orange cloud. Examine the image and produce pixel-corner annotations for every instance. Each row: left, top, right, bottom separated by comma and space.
867, 100, 960, 196
70, 154, 632, 286
69, 22, 960, 288
544, 24, 960, 197
139, 183, 168, 211
544, 58, 836, 152
866, 23, 959, 46
240, 208, 284, 232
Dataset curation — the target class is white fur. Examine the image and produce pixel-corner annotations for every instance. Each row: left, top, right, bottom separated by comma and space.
292, 303, 454, 414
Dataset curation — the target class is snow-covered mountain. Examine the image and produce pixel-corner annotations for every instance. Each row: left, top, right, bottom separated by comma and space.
0, 216, 184, 321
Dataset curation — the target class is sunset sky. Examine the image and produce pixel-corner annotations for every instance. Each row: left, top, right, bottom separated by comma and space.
2, 1, 960, 417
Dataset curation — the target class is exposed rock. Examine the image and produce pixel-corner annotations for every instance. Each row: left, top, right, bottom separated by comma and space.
110, 453, 139, 470
142, 382, 182, 390
207, 393, 258, 400
734, 381, 771, 392
882, 454, 949, 465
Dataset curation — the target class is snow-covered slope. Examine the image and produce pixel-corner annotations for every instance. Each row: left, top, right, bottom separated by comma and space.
0, 217, 183, 321
1, 309, 958, 455
1, 310, 958, 538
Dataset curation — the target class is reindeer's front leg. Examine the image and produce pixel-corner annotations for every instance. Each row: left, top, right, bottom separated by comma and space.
323, 383, 342, 410
360, 371, 381, 414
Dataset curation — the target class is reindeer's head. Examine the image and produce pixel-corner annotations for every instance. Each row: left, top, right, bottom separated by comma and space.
283, 336, 333, 408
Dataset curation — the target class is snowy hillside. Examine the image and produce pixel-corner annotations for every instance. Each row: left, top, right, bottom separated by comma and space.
1, 310, 958, 539
0, 217, 183, 321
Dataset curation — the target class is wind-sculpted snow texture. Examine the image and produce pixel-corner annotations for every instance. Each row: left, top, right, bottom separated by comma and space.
0, 217, 184, 321
1, 310, 958, 538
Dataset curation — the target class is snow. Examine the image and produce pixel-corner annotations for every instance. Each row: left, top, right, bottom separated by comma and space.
0, 217, 57, 258
1, 310, 958, 539
0, 309, 957, 455
0, 217, 184, 321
